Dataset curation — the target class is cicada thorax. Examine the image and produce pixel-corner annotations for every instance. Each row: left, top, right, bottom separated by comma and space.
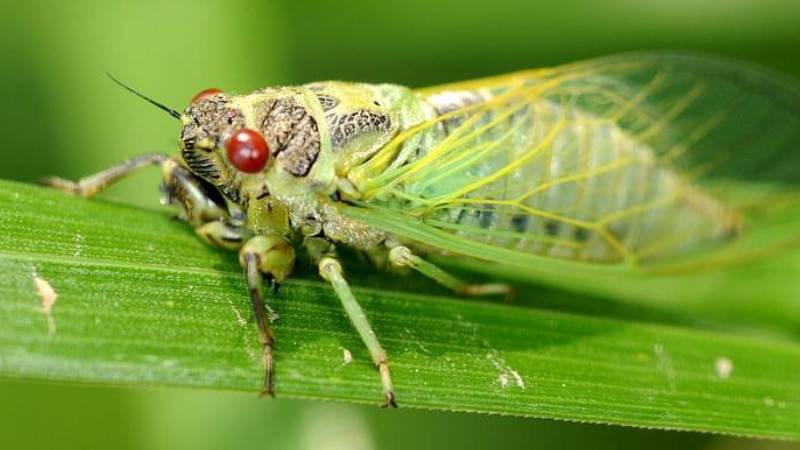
302, 81, 424, 176
236, 82, 418, 187
349, 81, 741, 264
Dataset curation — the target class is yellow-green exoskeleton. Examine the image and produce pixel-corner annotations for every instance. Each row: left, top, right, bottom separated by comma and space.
45, 53, 800, 406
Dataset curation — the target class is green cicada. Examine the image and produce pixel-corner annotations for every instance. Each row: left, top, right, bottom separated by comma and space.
45, 52, 800, 407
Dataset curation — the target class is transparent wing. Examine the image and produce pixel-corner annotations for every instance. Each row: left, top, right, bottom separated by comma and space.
344, 52, 800, 267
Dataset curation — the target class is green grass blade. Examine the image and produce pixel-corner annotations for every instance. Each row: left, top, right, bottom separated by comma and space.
0, 179, 798, 439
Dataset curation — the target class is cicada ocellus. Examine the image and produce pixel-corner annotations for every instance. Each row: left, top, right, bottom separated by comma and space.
45, 52, 800, 406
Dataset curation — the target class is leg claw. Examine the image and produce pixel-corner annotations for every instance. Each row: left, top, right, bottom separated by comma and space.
382, 391, 398, 408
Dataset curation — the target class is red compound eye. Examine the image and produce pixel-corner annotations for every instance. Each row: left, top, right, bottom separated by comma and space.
191, 88, 223, 104
226, 128, 269, 173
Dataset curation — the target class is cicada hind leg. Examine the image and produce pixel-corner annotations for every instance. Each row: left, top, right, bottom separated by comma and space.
388, 245, 513, 299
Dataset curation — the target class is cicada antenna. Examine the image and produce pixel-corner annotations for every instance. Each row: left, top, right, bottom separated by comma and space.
106, 73, 182, 119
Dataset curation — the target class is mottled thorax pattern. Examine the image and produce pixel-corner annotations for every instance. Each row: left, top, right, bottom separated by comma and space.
258, 97, 321, 177
305, 82, 401, 174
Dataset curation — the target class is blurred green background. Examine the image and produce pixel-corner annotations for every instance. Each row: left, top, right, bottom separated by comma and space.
1, 0, 799, 448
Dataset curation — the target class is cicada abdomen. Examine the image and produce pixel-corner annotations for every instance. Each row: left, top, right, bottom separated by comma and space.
350, 56, 755, 264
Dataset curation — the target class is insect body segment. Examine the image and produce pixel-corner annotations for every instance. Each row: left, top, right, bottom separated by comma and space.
46, 53, 800, 405
351, 74, 739, 264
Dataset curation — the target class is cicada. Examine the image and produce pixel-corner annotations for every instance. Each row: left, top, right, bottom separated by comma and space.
45, 52, 800, 407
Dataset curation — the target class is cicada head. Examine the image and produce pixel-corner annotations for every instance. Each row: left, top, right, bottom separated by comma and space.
179, 89, 264, 204
179, 86, 334, 207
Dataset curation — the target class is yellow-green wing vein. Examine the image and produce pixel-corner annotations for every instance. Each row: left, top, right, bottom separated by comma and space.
346, 52, 800, 267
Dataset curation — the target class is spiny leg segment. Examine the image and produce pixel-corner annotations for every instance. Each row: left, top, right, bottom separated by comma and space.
306, 237, 397, 408
197, 226, 283, 396
238, 237, 295, 396
242, 251, 275, 395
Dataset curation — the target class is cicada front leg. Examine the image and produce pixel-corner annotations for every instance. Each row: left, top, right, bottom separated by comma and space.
44, 154, 287, 396
305, 237, 397, 408
156, 163, 294, 397
388, 245, 513, 298
238, 236, 295, 396
161, 164, 293, 397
